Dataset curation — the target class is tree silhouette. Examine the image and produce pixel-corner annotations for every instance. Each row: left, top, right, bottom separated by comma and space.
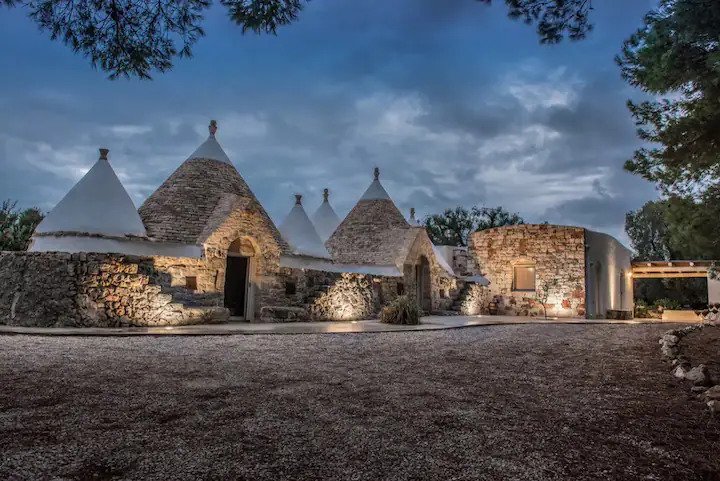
2, 0, 593, 79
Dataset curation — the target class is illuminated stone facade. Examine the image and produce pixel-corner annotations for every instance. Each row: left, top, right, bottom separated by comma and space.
469, 225, 633, 319
0, 252, 228, 327
469, 225, 587, 318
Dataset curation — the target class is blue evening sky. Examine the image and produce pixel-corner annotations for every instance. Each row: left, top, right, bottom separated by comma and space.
0, 0, 659, 244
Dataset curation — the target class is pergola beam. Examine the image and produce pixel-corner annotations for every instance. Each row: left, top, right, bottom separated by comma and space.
632, 272, 709, 279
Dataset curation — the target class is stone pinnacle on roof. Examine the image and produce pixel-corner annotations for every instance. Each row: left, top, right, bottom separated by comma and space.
279, 193, 331, 260
187, 119, 231, 164
409, 207, 416, 223
311, 187, 341, 242
34, 148, 147, 238
359, 166, 392, 201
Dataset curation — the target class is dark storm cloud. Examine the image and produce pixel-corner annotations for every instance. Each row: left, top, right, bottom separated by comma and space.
0, 0, 658, 243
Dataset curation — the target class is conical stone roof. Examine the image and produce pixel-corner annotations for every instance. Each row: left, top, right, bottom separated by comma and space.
35, 148, 147, 237
279, 194, 331, 259
326, 167, 412, 266
311, 188, 341, 242
139, 120, 287, 249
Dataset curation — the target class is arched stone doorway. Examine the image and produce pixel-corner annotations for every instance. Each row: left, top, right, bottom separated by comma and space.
224, 237, 257, 320
415, 255, 432, 313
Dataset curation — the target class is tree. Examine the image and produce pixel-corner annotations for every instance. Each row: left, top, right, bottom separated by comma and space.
424, 206, 477, 247
0, 200, 44, 251
617, 0, 720, 196
423, 205, 524, 246
2, 0, 593, 79
473, 206, 524, 231
624, 200, 675, 261
664, 186, 720, 260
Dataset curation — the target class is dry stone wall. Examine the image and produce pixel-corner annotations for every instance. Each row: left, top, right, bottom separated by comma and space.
469, 225, 587, 318
0, 252, 227, 327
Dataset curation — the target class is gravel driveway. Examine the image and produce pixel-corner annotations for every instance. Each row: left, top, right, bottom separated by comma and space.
1, 324, 718, 481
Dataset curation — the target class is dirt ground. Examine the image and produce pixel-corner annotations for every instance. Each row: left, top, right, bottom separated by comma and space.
683, 326, 720, 384
1, 324, 718, 481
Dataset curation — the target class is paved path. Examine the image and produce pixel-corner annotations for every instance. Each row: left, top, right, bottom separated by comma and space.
0, 315, 683, 336
0, 323, 717, 481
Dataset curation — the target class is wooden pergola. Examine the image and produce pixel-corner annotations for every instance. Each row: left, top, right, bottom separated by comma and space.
631, 260, 715, 279
631, 260, 720, 303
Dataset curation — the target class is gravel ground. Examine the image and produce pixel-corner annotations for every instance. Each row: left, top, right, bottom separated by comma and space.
683, 327, 720, 384
1, 324, 718, 481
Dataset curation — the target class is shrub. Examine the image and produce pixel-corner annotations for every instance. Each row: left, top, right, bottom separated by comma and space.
380, 295, 420, 325
653, 298, 682, 311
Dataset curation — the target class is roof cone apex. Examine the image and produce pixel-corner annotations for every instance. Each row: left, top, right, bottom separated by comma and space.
311, 189, 341, 242
360, 167, 391, 201
35, 150, 147, 238
188, 120, 231, 164
280, 198, 331, 259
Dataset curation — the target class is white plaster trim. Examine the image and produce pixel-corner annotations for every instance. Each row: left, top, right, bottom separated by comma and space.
279, 255, 402, 277
29, 236, 202, 258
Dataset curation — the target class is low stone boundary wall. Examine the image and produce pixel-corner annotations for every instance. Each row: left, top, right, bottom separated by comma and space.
0, 251, 226, 327
659, 325, 720, 414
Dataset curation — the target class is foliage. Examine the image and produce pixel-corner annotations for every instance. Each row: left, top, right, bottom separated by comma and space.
663, 187, 720, 260
0, 200, 43, 251
482, 0, 593, 43
2, 0, 593, 79
535, 276, 560, 320
380, 295, 420, 325
617, 0, 720, 196
423, 207, 477, 247
653, 297, 681, 311
624, 200, 675, 261
474, 206, 524, 232
423, 205, 524, 246
633, 299, 653, 319
634, 278, 708, 311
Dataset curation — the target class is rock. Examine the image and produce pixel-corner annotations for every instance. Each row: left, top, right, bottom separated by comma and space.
708, 400, 719, 415
661, 344, 679, 358
684, 365, 709, 386
673, 366, 688, 379
691, 386, 708, 394
661, 334, 680, 345
703, 385, 720, 401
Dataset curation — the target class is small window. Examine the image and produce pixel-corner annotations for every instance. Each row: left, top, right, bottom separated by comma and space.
285, 281, 297, 295
513, 265, 535, 291
396, 282, 405, 295
185, 276, 198, 291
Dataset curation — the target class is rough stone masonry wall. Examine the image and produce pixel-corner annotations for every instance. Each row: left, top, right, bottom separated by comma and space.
0, 252, 223, 327
273, 268, 398, 321
469, 225, 586, 318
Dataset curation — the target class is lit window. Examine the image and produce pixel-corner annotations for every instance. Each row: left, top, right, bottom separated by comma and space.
513, 265, 535, 291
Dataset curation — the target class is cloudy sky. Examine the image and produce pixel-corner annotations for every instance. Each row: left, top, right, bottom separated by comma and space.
0, 0, 659, 243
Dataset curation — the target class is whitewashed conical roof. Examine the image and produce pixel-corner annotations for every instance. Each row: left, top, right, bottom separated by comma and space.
311, 188, 341, 242
279, 194, 331, 259
35, 148, 147, 237
187, 120, 231, 164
